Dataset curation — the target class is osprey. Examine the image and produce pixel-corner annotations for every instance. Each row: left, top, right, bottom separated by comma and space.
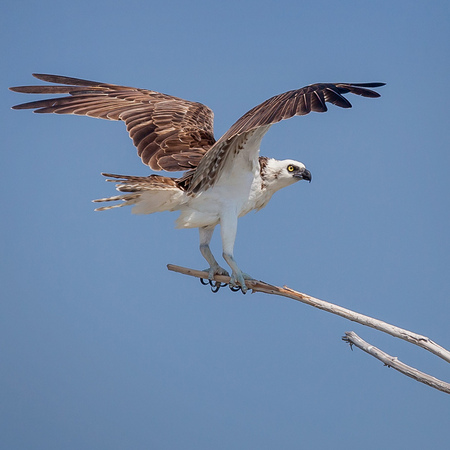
10, 74, 384, 292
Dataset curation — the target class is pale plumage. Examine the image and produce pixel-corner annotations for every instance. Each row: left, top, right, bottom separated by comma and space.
10, 74, 384, 291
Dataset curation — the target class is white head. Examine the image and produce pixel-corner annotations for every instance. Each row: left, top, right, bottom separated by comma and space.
262, 158, 312, 192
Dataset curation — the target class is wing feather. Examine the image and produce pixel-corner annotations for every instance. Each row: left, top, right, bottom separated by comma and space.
10, 74, 215, 172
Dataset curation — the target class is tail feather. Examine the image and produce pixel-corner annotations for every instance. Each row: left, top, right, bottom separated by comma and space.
93, 173, 185, 214
93, 193, 141, 211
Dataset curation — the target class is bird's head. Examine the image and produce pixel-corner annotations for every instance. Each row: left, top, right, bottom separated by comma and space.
262, 158, 312, 192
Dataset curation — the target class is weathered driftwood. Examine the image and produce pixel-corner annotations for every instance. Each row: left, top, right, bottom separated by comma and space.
167, 264, 450, 394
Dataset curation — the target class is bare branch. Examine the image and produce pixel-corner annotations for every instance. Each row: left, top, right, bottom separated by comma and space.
343, 332, 450, 394
167, 264, 450, 394
167, 264, 450, 364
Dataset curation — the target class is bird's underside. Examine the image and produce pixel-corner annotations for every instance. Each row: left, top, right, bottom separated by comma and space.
10, 74, 384, 291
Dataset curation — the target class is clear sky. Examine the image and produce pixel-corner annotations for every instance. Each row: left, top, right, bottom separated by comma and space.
2, 1, 450, 449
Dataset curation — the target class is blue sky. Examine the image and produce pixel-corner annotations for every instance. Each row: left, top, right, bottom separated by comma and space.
2, 1, 450, 449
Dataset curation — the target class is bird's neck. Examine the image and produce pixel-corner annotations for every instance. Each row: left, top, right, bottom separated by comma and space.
248, 157, 285, 211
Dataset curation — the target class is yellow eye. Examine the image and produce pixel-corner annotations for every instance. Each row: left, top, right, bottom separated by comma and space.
287, 165, 295, 172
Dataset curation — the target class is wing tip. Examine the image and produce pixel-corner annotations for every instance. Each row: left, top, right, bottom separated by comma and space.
341, 82, 386, 98
10, 102, 39, 111
352, 82, 386, 88
32, 73, 49, 80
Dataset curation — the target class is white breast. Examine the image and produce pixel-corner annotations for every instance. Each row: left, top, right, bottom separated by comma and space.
175, 138, 262, 229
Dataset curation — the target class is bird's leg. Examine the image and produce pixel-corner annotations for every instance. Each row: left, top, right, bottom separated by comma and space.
199, 226, 230, 280
220, 210, 253, 293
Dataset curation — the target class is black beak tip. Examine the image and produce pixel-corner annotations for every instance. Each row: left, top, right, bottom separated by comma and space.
304, 170, 312, 183
294, 168, 312, 182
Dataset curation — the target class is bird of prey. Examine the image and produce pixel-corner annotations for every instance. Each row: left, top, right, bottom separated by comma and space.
10, 74, 384, 292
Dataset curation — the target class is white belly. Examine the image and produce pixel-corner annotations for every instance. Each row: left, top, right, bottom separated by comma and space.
176, 152, 261, 229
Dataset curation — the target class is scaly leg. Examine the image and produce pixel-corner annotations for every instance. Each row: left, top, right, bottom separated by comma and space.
199, 226, 229, 280
220, 209, 253, 293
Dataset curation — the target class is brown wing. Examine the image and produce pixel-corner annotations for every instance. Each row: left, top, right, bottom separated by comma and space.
10, 74, 216, 171
188, 82, 384, 193
220, 82, 385, 141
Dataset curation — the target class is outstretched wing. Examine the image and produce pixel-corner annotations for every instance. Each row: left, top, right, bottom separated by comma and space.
10, 74, 216, 172
188, 82, 385, 193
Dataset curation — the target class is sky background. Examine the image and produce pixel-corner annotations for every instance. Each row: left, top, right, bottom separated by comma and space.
2, 1, 450, 449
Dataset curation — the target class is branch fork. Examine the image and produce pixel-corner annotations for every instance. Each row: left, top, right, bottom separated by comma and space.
168, 264, 450, 394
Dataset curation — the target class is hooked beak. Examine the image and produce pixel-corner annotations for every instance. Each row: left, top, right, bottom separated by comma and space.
295, 168, 312, 183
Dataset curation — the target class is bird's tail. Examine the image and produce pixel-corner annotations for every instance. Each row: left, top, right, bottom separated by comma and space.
93, 173, 185, 214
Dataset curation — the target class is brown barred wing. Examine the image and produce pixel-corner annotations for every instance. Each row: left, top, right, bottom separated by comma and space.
10, 74, 216, 172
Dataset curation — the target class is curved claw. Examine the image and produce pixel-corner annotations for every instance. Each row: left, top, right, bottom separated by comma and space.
199, 278, 228, 293
210, 280, 227, 293
229, 284, 247, 294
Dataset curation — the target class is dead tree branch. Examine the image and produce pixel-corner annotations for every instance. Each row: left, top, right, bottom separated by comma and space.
343, 332, 450, 394
167, 264, 450, 394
